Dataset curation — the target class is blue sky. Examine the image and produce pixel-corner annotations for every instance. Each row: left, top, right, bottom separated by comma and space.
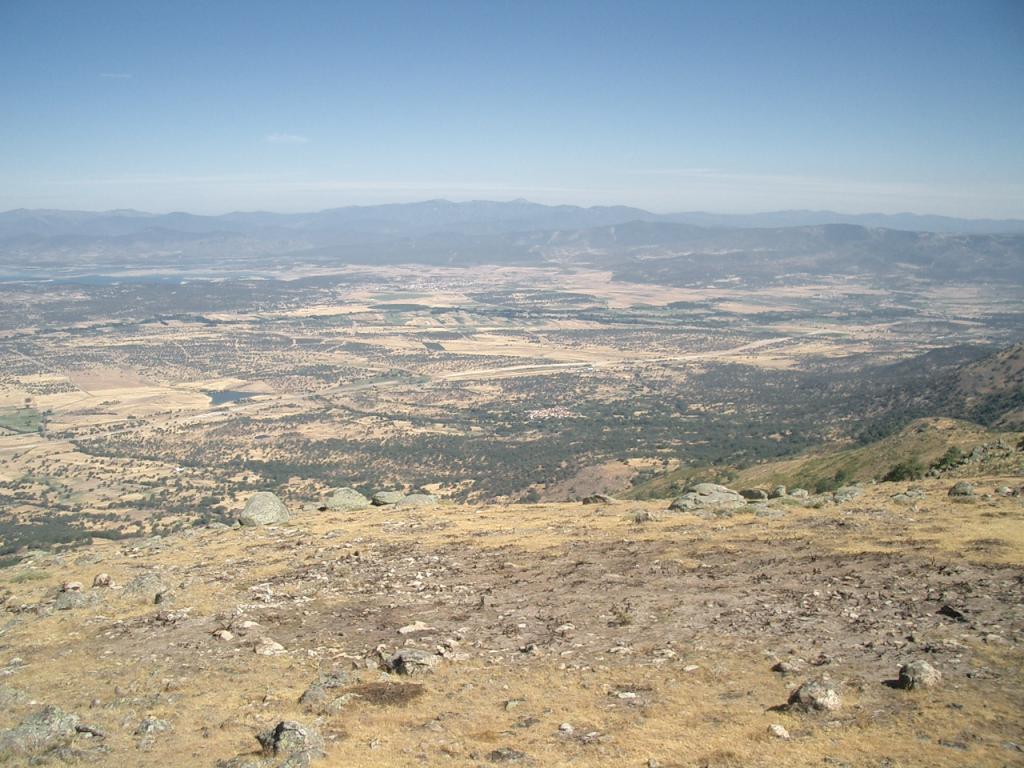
1, 0, 1022, 216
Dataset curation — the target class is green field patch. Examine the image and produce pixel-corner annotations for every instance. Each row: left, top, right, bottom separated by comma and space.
0, 407, 42, 434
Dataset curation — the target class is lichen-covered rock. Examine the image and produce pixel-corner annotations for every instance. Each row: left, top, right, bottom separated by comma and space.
948, 481, 974, 497
372, 491, 405, 506
668, 483, 746, 515
394, 493, 439, 509
897, 660, 941, 689
324, 487, 370, 512
239, 492, 290, 526
257, 720, 324, 759
787, 678, 841, 712
385, 648, 439, 675
0, 705, 80, 758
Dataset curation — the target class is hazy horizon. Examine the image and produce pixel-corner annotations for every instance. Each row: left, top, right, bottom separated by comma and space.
4, 197, 1024, 223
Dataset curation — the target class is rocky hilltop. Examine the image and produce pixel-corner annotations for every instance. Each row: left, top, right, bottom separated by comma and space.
1, 474, 1022, 767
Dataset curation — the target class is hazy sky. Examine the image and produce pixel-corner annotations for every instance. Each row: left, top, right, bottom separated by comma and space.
2, 0, 1022, 216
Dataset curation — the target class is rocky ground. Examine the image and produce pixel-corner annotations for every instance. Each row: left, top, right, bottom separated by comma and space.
1, 478, 1023, 767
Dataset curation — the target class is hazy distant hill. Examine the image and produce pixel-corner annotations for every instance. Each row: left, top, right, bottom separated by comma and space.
3, 199, 1023, 241
665, 209, 1024, 234
1, 200, 1022, 281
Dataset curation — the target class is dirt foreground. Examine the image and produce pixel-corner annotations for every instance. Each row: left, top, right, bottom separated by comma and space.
1, 477, 1022, 767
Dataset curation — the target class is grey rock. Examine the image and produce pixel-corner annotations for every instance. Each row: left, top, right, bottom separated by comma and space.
239, 492, 290, 526
740, 489, 769, 500
581, 493, 615, 504
898, 660, 941, 690
135, 717, 170, 736
631, 510, 659, 524
394, 493, 439, 509
372, 491, 406, 506
298, 672, 350, 713
770, 485, 787, 499
948, 481, 974, 497
0, 705, 79, 758
668, 483, 746, 514
386, 648, 439, 675
54, 590, 91, 611
833, 485, 863, 503
256, 721, 324, 760
787, 678, 842, 712
324, 487, 370, 512
789, 488, 809, 498
122, 572, 169, 602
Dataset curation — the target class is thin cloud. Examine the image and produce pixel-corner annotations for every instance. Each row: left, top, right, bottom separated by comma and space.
264, 133, 310, 145
99, 73, 132, 79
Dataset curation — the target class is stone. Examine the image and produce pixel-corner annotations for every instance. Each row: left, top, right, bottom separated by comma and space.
385, 648, 439, 675
948, 481, 974, 497
832, 485, 863, 503
787, 678, 841, 712
740, 489, 769, 500
768, 723, 790, 739
298, 672, 350, 713
54, 590, 90, 611
559, 722, 574, 734
92, 573, 112, 588
122, 572, 168, 602
398, 620, 435, 635
897, 660, 941, 690
668, 483, 746, 515
372, 491, 405, 506
394, 493, 439, 509
239, 492, 290, 526
60, 581, 82, 592
135, 717, 170, 736
772, 659, 806, 676
789, 488, 809, 498
581, 493, 614, 504
631, 510, 659, 524
256, 720, 324, 761
254, 638, 286, 656
770, 485, 787, 499
324, 487, 370, 512
0, 705, 79, 758
213, 630, 235, 642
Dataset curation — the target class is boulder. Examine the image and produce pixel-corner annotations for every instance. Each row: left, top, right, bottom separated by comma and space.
394, 493, 439, 509
668, 483, 746, 515
385, 648, 439, 675
897, 660, 941, 690
581, 493, 615, 504
372, 491, 406, 506
255, 721, 324, 764
789, 488, 809, 498
0, 706, 79, 758
948, 481, 974, 498
833, 485, 863, 503
740, 489, 769, 500
769, 485, 787, 499
324, 487, 370, 512
787, 678, 841, 712
239, 493, 290, 526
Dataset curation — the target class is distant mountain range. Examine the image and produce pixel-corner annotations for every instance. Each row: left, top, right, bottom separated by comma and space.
2, 199, 1023, 240
1, 199, 1022, 283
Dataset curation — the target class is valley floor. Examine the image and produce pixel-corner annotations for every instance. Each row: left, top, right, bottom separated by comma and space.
1, 477, 1023, 767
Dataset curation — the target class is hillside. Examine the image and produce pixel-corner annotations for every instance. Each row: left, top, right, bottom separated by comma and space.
626, 417, 1022, 499
0, 477, 1022, 767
